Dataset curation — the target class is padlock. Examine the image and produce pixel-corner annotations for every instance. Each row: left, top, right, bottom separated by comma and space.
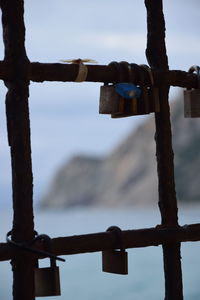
99, 61, 141, 117
99, 83, 125, 115
35, 257, 61, 297
34, 235, 61, 297
102, 249, 128, 275
184, 65, 200, 118
139, 66, 150, 114
140, 64, 160, 113
110, 82, 141, 118
102, 226, 128, 275
111, 63, 149, 118
99, 61, 126, 115
110, 63, 141, 118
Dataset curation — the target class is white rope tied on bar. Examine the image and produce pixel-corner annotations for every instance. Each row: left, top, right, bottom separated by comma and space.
60, 58, 97, 82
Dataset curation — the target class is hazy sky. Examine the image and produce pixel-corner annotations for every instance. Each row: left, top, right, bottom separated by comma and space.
0, 0, 200, 206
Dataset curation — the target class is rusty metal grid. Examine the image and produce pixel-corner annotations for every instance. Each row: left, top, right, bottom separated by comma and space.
0, 1, 199, 299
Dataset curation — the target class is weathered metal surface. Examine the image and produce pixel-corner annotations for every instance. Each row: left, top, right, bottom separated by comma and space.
145, 0, 183, 298
184, 89, 200, 117
1, 223, 200, 261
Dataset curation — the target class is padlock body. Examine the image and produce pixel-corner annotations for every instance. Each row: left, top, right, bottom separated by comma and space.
184, 89, 200, 118
111, 87, 160, 118
102, 250, 128, 275
138, 87, 160, 114
99, 85, 124, 114
35, 266, 61, 297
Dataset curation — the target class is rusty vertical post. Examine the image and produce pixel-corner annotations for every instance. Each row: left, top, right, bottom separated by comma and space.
0, 0, 35, 299
144, 0, 183, 299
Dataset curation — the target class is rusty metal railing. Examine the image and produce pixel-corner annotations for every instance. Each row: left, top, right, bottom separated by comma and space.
0, 1, 199, 299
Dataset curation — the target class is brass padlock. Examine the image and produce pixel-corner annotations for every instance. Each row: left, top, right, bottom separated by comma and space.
111, 62, 142, 118
184, 65, 200, 118
140, 64, 160, 113
112, 63, 157, 118
139, 66, 150, 115
34, 235, 61, 297
110, 82, 141, 118
102, 226, 128, 275
35, 257, 61, 297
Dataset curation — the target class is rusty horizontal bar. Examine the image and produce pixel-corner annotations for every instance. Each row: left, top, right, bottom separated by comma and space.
0, 61, 197, 88
0, 223, 200, 261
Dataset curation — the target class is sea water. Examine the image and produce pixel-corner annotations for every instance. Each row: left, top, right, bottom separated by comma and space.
0, 206, 200, 300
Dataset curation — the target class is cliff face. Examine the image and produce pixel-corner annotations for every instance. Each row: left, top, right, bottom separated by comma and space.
40, 96, 200, 209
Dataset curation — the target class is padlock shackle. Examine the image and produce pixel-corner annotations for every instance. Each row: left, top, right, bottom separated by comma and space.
188, 65, 200, 89
106, 61, 142, 87
140, 64, 155, 86
35, 234, 57, 268
6, 231, 65, 262
117, 61, 132, 83
108, 61, 124, 83
188, 65, 200, 75
106, 226, 125, 252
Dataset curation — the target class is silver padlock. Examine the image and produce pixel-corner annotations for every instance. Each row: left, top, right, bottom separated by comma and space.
184, 65, 200, 118
99, 83, 125, 115
102, 226, 128, 275
99, 61, 126, 115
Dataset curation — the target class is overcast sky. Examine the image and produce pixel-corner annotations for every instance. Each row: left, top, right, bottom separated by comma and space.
0, 0, 200, 207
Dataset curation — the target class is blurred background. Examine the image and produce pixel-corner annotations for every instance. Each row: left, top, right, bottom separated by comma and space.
0, 1, 200, 299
